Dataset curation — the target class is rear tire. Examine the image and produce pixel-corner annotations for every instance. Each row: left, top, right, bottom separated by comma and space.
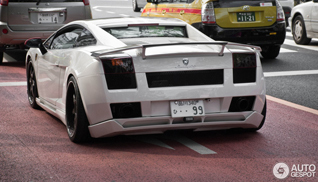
132, 0, 141, 12
66, 76, 91, 143
292, 15, 311, 45
27, 61, 40, 109
261, 45, 280, 59
0, 52, 3, 65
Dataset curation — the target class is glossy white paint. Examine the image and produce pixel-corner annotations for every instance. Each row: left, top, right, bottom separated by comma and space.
26, 17, 266, 138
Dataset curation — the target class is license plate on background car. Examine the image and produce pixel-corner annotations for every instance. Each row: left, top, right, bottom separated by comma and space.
237, 12, 255, 22
170, 100, 205, 118
38, 13, 58, 23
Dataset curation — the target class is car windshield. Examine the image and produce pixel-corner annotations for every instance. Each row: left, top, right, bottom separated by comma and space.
103, 26, 187, 39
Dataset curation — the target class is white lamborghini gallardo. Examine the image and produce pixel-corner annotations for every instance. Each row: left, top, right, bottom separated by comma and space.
25, 17, 266, 143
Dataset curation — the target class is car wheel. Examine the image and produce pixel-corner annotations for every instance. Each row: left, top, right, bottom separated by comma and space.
66, 76, 91, 143
292, 15, 311, 45
0, 52, 3, 65
27, 61, 40, 109
260, 45, 281, 59
132, 0, 141, 12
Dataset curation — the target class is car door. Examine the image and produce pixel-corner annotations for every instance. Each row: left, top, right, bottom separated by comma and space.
37, 26, 82, 106
311, 1, 318, 32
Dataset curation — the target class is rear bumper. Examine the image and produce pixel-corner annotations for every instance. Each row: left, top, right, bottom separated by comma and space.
193, 22, 286, 46
88, 110, 265, 138
0, 22, 54, 47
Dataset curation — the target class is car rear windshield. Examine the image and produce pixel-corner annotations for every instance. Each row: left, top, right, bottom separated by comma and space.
213, 0, 276, 8
155, 0, 195, 4
9, 0, 82, 2
103, 26, 187, 39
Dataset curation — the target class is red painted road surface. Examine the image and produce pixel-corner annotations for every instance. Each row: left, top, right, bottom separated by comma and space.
1, 61, 317, 181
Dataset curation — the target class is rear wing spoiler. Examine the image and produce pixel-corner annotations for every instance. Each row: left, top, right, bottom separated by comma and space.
91, 41, 261, 59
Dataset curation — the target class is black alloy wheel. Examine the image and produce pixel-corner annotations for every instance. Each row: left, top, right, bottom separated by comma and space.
66, 76, 91, 143
27, 61, 39, 109
0, 52, 3, 65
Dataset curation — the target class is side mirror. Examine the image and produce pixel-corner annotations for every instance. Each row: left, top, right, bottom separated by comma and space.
24, 38, 47, 55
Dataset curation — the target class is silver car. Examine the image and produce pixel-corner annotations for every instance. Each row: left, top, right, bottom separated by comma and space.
0, 0, 92, 64
132, 0, 147, 12
289, 0, 318, 44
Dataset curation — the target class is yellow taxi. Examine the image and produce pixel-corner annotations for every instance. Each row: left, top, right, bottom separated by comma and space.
142, 0, 286, 59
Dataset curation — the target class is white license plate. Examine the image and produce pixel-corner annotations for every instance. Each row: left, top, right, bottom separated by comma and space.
170, 100, 205, 118
38, 13, 58, 23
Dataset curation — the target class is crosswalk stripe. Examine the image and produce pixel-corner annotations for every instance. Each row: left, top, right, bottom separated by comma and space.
0, 82, 27, 87
264, 70, 318, 77
280, 47, 297, 53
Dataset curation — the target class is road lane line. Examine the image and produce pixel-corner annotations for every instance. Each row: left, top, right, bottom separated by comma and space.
283, 38, 318, 51
267, 95, 318, 116
131, 136, 175, 150
264, 70, 318, 77
279, 47, 297, 53
170, 135, 217, 155
93, 6, 131, 9
0, 82, 27, 87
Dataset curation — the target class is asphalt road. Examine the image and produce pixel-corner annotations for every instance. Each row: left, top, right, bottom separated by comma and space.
0, 0, 317, 181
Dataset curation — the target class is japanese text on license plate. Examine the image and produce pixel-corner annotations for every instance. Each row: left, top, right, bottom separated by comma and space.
170, 100, 205, 118
38, 13, 58, 23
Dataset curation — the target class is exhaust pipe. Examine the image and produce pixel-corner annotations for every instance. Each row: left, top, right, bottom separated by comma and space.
229, 96, 255, 112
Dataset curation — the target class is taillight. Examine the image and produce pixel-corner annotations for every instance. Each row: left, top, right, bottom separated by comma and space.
83, 0, 89, 5
0, 0, 9, 6
201, 1, 215, 24
276, 0, 285, 22
2, 29, 8, 34
233, 53, 257, 83
100, 54, 137, 90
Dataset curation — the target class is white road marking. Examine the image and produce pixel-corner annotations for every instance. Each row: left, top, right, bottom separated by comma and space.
131, 136, 175, 150
169, 135, 217, 155
264, 70, 318, 77
283, 39, 318, 52
119, 14, 131, 17
279, 47, 297, 53
0, 82, 27, 87
267, 95, 318, 116
132, 135, 217, 155
93, 6, 131, 9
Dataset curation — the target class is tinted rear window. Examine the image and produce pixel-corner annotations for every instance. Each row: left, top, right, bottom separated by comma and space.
9, 0, 82, 2
213, 0, 276, 8
156, 0, 195, 4
103, 26, 187, 39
